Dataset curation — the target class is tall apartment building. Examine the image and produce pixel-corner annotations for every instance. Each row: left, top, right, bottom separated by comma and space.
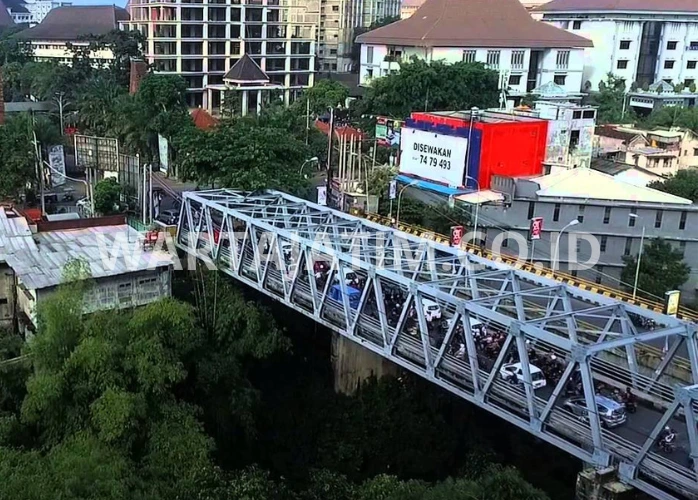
124, 0, 319, 110
317, 0, 400, 72
537, 0, 698, 91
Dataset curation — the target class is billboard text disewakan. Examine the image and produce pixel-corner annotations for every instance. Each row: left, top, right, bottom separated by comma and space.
399, 128, 468, 187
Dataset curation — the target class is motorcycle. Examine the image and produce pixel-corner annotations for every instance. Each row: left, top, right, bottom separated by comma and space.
624, 399, 637, 413
658, 434, 676, 453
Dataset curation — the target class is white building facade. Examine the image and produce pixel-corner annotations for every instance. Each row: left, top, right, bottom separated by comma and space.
537, 0, 698, 91
358, 44, 586, 96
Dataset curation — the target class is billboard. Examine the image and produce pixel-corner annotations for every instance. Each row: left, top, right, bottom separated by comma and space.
74, 135, 119, 172
399, 128, 468, 187
48, 145, 66, 187
158, 134, 169, 174
664, 290, 680, 317
529, 217, 543, 240
450, 225, 464, 247
375, 117, 402, 148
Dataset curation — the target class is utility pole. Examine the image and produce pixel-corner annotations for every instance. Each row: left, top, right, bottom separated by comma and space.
30, 114, 45, 216
149, 163, 153, 224
55, 92, 66, 135
305, 97, 310, 146
326, 107, 335, 207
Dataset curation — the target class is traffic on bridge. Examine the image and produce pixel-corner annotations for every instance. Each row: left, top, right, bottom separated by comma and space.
176, 189, 698, 500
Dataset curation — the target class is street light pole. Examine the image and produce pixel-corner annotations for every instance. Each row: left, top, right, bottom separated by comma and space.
629, 214, 645, 301
299, 157, 319, 177
465, 107, 478, 183
396, 180, 419, 227
553, 219, 580, 271
464, 175, 480, 244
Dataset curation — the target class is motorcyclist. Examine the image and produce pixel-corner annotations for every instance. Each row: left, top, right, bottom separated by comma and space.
659, 426, 676, 445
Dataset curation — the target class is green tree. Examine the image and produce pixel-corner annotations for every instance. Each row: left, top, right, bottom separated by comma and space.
621, 238, 690, 300
648, 169, 698, 201
361, 58, 499, 118
0, 114, 35, 200
643, 106, 698, 134
589, 73, 634, 124
175, 118, 310, 192
297, 79, 350, 114
93, 178, 122, 215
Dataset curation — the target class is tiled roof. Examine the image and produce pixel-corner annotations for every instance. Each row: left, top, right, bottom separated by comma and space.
0, 0, 15, 27
223, 54, 269, 84
191, 108, 218, 131
356, 0, 593, 48
14, 6, 129, 41
537, 0, 698, 12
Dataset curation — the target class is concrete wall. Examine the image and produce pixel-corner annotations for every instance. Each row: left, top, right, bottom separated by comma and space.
479, 198, 698, 301
331, 332, 399, 394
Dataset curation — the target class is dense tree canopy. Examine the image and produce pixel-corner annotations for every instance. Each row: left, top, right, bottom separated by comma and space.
621, 238, 690, 300
588, 73, 636, 125
648, 169, 698, 202
359, 59, 499, 118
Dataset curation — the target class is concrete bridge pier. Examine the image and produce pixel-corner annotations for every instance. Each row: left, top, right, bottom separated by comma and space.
331, 333, 400, 395
576, 467, 637, 500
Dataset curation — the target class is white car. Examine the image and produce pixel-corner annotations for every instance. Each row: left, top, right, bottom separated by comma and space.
421, 298, 442, 321
499, 362, 547, 389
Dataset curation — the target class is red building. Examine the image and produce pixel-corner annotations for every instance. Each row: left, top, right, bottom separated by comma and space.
408, 111, 549, 189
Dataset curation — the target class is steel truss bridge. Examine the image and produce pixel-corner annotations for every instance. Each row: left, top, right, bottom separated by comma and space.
176, 189, 698, 500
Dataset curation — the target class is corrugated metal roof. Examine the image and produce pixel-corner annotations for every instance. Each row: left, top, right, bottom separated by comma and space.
0, 209, 173, 290
529, 168, 692, 205
537, 0, 698, 13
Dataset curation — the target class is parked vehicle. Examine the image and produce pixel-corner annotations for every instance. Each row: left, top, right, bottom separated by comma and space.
329, 284, 361, 309
158, 208, 180, 225
499, 362, 547, 389
563, 395, 627, 428
422, 298, 442, 321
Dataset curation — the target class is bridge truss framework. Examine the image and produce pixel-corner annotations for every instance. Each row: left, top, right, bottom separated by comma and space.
176, 189, 698, 500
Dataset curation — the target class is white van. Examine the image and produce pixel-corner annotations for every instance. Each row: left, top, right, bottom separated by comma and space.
421, 298, 442, 321
499, 362, 547, 389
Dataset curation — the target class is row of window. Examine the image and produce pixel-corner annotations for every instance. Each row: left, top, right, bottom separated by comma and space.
462, 49, 570, 70
530, 202, 690, 230
616, 59, 697, 70
617, 40, 698, 51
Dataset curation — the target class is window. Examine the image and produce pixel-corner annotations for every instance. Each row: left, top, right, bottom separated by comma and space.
556, 50, 570, 69
572, 20, 581, 30
619, 40, 630, 50
330, 49, 337, 55
554, 74, 567, 86
667, 41, 678, 50
600, 235, 607, 252
595, 266, 603, 284
118, 282, 132, 303
603, 207, 611, 224
679, 241, 686, 257
527, 201, 535, 220
486, 50, 500, 68
624, 238, 632, 256
617, 60, 628, 69
583, 110, 595, 119
332, 4, 338, 10
576, 206, 585, 223
664, 60, 675, 69
680, 211, 687, 230
511, 50, 525, 69
686, 79, 696, 88
694, 148, 698, 156
366, 46, 374, 64
509, 74, 522, 86
462, 50, 476, 63
688, 61, 697, 69
655, 210, 663, 228
553, 203, 560, 222
629, 208, 637, 227
573, 110, 582, 119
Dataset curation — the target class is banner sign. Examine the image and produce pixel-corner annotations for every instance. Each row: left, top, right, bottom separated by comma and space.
399, 128, 468, 188
389, 179, 397, 200
664, 290, 680, 317
375, 117, 402, 148
317, 186, 327, 206
450, 225, 464, 247
158, 134, 169, 174
529, 217, 543, 240
48, 145, 66, 187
